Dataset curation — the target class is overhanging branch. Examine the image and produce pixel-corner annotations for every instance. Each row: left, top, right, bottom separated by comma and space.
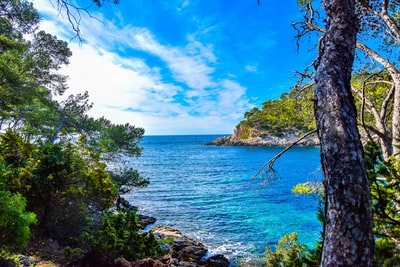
251, 129, 318, 183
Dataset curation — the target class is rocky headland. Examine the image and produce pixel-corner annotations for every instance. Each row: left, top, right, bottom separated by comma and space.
207, 126, 319, 147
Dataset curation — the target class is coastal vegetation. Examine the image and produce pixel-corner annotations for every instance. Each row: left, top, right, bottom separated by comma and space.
1, 0, 399, 266
0, 1, 162, 265
237, 88, 315, 138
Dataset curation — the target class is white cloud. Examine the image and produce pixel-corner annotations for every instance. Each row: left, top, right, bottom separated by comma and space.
245, 64, 259, 73
33, 0, 251, 134
125, 29, 215, 90
177, 0, 190, 12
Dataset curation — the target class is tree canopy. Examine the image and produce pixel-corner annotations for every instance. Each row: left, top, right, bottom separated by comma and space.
0, 0, 158, 262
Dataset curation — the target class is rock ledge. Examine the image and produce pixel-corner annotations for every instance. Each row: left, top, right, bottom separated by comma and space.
149, 226, 229, 267
207, 132, 319, 147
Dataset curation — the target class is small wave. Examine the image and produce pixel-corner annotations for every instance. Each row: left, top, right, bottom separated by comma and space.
206, 242, 266, 267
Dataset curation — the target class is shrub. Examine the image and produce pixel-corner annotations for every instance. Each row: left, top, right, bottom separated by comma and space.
0, 191, 37, 253
82, 210, 164, 261
265, 232, 307, 267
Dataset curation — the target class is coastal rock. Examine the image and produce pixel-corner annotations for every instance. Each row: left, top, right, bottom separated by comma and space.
19, 255, 35, 267
207, 131, 319, 146
127, 258, 168, 267
150, 226, 229, 267
137, 214, 157, 229
205, 254, 230, 267
150, 226, 207, 262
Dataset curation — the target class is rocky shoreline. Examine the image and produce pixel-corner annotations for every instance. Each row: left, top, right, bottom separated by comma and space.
68, 192, 230, 266
206, 132, 319, 147
137, 214, 230, 267
14, 212, 229, 267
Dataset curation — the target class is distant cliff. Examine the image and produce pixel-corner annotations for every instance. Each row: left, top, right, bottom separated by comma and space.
207, 125, 319, 146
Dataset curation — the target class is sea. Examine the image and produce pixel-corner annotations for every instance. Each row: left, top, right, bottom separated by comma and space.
124, 135, 322, 266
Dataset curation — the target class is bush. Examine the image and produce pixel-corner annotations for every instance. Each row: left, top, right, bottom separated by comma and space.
0, 191, 36, 253
265, 232, 307, 267
82, 210, 164, 261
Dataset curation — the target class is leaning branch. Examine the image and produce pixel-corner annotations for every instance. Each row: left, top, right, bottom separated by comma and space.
251, 129, 318, 182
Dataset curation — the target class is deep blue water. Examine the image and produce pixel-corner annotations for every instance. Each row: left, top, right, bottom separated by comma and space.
125, 135, 322, 265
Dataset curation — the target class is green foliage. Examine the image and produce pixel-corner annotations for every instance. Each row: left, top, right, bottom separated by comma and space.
364, 141, 400, 265
0, 253, 19, 267
265, 232, 307, 267
265, 198, 324, 267
374, 239, 400, 266
0, 129, 36, 191
292, 181, 323, 197
286, 141, 400, 266
87, 117, 145, 158
110, 167, 149, 194
64, 246, 84, 261
0, 0, 153, 264
0, 1, 71, 141
239, 88, 315, 137
82, 210, 163, 261
0, 190, 36, 253
352, 71, 394, 127
0, 130, 118, 241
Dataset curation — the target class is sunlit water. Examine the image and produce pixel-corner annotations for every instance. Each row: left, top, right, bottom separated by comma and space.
124, 135, 322, 266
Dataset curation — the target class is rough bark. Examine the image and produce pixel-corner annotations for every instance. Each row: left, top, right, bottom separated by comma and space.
314, 0, 374, 265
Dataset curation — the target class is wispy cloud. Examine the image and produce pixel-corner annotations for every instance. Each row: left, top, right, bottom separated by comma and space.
176, 0, 190, 12
245, 64, 259, 73
127, 29, 215, 90
33, 0, 252, 134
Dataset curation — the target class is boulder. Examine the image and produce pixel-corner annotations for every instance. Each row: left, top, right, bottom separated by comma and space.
137, 214, 157, 229
205, 254, 230, 267
149, 226, 230, 266
128, 258, 168, 267
150, 226, 207, 262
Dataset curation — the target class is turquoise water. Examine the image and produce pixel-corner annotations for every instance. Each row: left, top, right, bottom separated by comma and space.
125, 135, 322, 265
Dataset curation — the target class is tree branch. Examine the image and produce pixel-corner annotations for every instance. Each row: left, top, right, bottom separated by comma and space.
251, 129, 318, 183
52, 0, 113, 41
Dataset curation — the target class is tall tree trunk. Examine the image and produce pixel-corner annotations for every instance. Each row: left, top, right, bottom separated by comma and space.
314, 0, 374, 265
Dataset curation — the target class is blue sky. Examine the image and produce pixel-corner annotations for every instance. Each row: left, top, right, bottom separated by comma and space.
33, 0, 317, 135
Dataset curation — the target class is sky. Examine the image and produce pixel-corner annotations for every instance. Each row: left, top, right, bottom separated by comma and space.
33, 0, 317, 135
